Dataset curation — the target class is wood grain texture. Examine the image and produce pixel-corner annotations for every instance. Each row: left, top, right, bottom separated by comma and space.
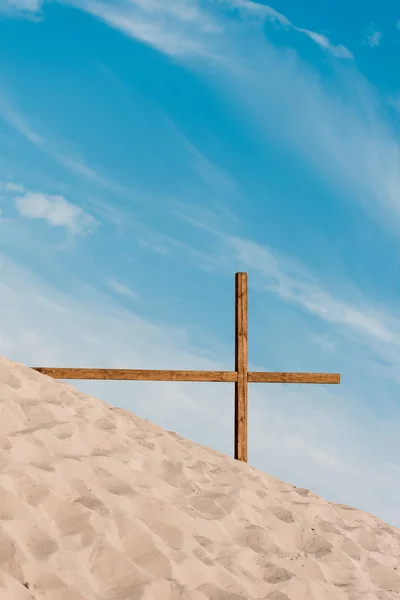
234, 272, 248, 463
32, 368, 237, 382
33, 368, 340, 385
248, 372, 340, 384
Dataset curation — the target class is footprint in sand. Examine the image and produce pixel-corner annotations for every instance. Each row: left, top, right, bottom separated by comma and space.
0, 532, 17, 562
0, 437, 12, 450
19, 482, 50, 507
301, 535, 333, 558
74, 494, 110, 516
94, 417, 116, 431
267, 592, 291, 600
26, 530, 58, 560
269, 506, 295, 523
30, 462, 55, 472
340, 537, 362, 560
103, 478, 133, 496
1, 372, 21, 389
262, 563, 294, 584
187, 495, 227, 519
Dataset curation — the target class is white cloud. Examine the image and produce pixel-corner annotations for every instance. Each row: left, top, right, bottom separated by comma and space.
137, 228, 221, 273
390, 94, 400, 112
62, 0, 220, 58
6, 0, 350, 61
0, 0, 43, 12
311, 333, 336, 352
0, 91, 44, 145
127, 0, 216, 26
161, 114, 237, 194
295, 28, 353, 59
226, 1, 352, 59
7, 0, 41, 8
106, 279, 141, 301
227, 236, 400, 352
366, 30, 382, 48
228, 235, 395, 341
0, 0, 355, 62
197, 36, 400, 235
0, 91, 120, 190
3, 0, 396, 326
153, 210, 400, 358
227, 0, 291, 26
2, 182, 26, 193
14, 191, 96, 234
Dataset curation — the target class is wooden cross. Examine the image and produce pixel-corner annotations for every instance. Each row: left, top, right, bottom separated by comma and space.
33, 273, 340, 462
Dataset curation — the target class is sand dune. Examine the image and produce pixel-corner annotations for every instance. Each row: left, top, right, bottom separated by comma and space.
0, 356, 399, 600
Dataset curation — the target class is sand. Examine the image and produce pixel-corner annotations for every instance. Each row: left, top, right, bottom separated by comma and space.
0, 355, 399, 600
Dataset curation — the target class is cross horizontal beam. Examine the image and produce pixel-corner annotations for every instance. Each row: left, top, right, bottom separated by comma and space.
32, 367, 340, 384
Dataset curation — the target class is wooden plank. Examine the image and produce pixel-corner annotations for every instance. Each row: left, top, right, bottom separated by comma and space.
234, 272, 248, 463
32, 368, 238, 382
32, 367, 340, 385
248, 372, 340, 384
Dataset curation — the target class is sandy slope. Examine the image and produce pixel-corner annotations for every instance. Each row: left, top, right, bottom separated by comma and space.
0, 356, 399, 600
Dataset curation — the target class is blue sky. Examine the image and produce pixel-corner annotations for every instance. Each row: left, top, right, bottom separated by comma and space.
1, 0, 400, 526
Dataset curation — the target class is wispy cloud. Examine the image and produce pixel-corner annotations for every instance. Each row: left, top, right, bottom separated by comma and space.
13, 3, 373, 238
14, 190, 97, 234
7, 0, 352, 61
227, 0, 291, 26
0, 91, 116, 189
203, 39, 400, 234
144, 208, 400, 362
0, 0, 43, 15
226, 235, 397, 343
311, 333, 337, 352
0, 91, 44, 145
366, 30, 382, 48
160, 113, 237, 195
390, 94, 400, 112
63, 0, 221, 58
227, 0, 353, 59
136, 228, 220, 272
106, 279, 141, 301
295, 28, 353, 59
4, 2, 396, 240
0, 182, 26, 193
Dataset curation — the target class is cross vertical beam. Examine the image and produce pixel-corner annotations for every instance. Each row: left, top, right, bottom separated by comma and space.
235, 272, 248, 462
